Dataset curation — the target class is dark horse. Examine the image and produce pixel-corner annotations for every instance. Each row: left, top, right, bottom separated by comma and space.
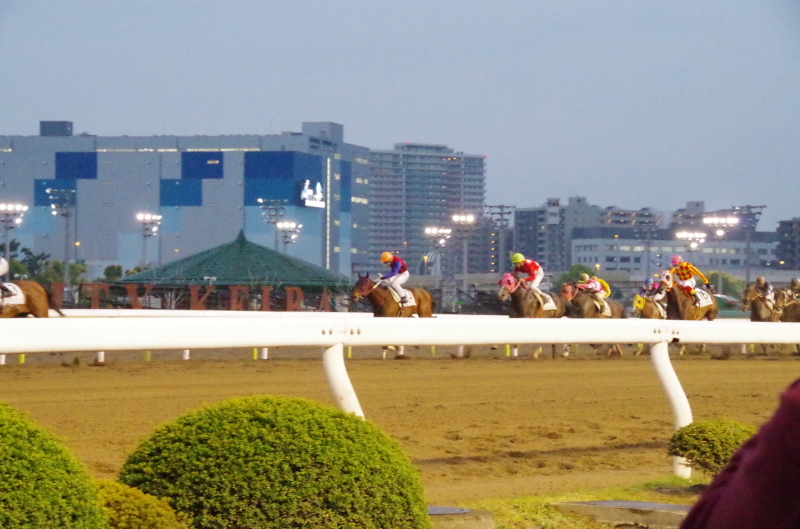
0, 280, 64, 318
351, 274, 434, 318
497, 273, 571, 358
658, 270, 718, 321
741, 282, 780, 323
560, 282, 626, 356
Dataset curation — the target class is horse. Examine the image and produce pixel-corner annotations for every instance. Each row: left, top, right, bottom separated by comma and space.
0, 280, 64, 318
497, 273, 568, 318
559, 282, 626, 356
560, 282, 627, 319
632, 294, 666, 320
658, 270, 718, 321
351, 274, 434, 358
352, 274, 433, 318
741, 282, 781, 323
777, 289, 800, 322
497, 273, 571, 358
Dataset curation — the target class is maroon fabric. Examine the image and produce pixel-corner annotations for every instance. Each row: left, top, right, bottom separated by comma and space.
680, 378, 800, 528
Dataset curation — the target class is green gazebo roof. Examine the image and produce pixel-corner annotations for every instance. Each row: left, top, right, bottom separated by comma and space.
117, 231, 350, 291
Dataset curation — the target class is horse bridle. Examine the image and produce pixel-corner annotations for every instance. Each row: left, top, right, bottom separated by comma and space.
352, 279, 383, 300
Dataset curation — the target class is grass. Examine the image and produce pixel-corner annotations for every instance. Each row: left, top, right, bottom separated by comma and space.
465, 476, 709, 529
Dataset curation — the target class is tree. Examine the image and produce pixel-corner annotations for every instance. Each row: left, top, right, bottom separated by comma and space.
554, 263, 594, 287
19, 247, 51, 278
37, 260, 88, 285
101, 265, 123, 283
706, 271, 746, 298
124, 265, 146, 276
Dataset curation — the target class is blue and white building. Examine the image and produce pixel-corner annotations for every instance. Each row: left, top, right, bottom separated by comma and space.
0, 121, 370, 278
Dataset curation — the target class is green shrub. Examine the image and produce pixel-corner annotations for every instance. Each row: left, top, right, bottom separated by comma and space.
0, 402, 109, 528
119, 396, 432, 529
97, 479, 190, 529
668, 418, 757, 476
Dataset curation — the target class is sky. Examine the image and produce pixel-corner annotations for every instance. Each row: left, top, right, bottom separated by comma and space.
2, 0, 799, 229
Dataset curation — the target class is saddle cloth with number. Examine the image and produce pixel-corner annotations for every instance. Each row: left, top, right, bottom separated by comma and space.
695, 289, 713, 308
540, 293, 557, 311
387, 287, 417, 307
0, 283, 26, 307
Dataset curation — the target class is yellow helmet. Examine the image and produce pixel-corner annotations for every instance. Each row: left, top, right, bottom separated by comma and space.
579, 273, 590, 282
380, 251, 393, 263
511, 253, 525, 263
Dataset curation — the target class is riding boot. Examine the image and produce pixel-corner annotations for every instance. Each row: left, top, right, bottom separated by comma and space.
0, 284, 11, 298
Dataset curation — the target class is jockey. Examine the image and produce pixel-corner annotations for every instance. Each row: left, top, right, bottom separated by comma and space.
592, 275, 611, 298
510, 253, 544, 292
379, 251, 409, 304
669, 254, 711, 304
790, 277, 800, 300
754, 276, 776, 311
639, 277, 659, 298
577, 273, 606, 306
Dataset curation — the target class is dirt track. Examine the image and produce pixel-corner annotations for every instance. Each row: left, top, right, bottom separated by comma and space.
0, 346, 797, 506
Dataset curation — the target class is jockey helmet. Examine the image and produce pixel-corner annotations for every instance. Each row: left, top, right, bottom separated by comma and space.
792, 278, 800, 288
511, 253, 525, 264
670, 255, 682, 266
579, 273, 590, 282
380, 251, 393, 263
644, 278, 654, 286
756, 276, 766, 285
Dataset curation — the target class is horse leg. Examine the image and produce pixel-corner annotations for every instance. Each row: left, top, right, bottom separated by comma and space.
532, 346, 542, 359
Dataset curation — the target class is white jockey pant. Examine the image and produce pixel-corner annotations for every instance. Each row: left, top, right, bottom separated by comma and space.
676, 277, 696, 292
0, 258, 8, 278
527, 268, 544, 290
386, 270, 409, 300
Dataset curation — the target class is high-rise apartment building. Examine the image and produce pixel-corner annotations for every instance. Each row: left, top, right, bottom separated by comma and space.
513, 197, 601, 272
0, 121, 370, 278
367, 143, 486, 274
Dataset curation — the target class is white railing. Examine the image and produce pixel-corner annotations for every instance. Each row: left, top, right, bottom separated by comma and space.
3, 313, 799, 477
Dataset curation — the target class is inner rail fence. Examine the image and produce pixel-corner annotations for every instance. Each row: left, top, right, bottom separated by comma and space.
2, 311, 800, 477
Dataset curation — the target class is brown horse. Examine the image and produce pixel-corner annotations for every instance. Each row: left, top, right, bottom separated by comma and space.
351, 274, 434, 318
560, 283, 627, 319
632, 294, 666, 320
0, 280, 64, 318
560, 282, 626, 356
497, 273, 568, 318
741, 283, 780, 322
775, 290, 800, 355
658, 270, 718, 321
497, 273, 570, 358
777, 289, 800, 322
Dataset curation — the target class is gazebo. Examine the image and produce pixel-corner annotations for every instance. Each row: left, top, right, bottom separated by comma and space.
112, 231, 350, 310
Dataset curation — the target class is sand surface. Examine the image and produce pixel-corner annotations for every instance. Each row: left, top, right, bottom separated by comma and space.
1, 346, 796, 505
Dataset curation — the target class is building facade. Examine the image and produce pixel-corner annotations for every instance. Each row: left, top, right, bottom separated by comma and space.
776, 218, 800, 269
0, 121, 370, 279
513, 196, 601, 272
367, 143, 486, 275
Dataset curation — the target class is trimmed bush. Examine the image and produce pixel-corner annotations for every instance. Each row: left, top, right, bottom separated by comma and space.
97, 479, 190, 529
119, 396, 432, 529
0, 402, 109, 528
668, 418, 757, 476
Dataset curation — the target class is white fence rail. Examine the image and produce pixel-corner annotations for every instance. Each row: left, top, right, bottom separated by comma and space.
3, 313, 800, 477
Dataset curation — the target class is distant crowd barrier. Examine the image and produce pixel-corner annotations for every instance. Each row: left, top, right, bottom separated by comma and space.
2, 313, 799, 477
59, 283, 339, 311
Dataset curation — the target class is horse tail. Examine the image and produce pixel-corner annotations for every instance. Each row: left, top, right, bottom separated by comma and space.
45, 284, 65, 316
